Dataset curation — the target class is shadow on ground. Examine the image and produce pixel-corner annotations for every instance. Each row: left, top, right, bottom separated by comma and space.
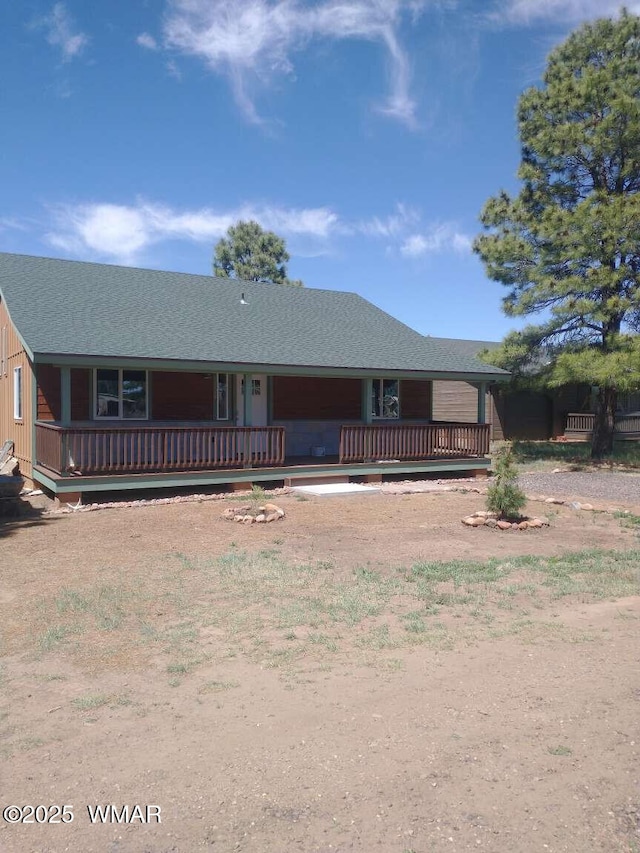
0, 498, 55, 539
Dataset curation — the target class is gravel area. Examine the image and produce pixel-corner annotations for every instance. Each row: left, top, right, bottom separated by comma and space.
518, 470, 640, 505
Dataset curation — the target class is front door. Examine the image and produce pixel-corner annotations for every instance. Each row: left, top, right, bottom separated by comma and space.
236, 374, 268, 426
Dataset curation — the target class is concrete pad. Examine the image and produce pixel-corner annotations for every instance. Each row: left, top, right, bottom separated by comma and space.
292, 482, 381, 497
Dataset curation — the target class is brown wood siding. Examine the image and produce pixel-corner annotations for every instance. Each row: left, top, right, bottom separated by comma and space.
400, 380, 431, 419
151, 371, 215, 420
273, 376, 361, 420
0, 297, 33, 481
72, 369, 91, 420
432, 380, 479, 423
432, 380, 503, 440
37, 364, 61, 421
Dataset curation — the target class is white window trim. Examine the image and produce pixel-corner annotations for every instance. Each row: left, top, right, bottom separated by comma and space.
94, 368, 149, 420
13, 365, 22, 420
216, 373, 230, 420
371, 377, 400, 420
1, 326, 6, 376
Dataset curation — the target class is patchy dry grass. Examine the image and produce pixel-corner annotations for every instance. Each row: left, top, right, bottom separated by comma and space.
9, 546, 639, 678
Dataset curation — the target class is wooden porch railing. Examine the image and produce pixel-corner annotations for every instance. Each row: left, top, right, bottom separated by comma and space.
565, 412, 640, 438
35, 423, 285, 475
339, 422, 490, 464
565, 413, 595, 433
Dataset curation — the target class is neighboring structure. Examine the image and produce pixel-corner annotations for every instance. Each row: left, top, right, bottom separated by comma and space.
430, 336, 640, 441
0, 253, 508, 502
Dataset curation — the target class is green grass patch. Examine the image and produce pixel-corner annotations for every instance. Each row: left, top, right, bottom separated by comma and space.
508, 440, 640, 470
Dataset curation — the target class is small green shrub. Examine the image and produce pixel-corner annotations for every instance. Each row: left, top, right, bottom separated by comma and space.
487, 445, 527, 519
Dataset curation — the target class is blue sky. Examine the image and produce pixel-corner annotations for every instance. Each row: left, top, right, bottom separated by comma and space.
1, 1, 635, 341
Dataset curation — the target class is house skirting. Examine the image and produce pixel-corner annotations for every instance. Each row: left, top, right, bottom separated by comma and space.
33, 456, 490, 501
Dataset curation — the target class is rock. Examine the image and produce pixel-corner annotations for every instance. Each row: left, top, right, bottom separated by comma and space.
276, 508, 285, 518
518, 521, 529, 530
243, 515, 255, 524
581, 503, 594, 511
463, 516, 485, 526
472, 510, 489, 518
496, 520, 512, 530
552, 467, 564, 473
255, 513, 266, 523
265, 512, 279, 522
568, 501, 582, 510
264, 502, 281, 513
222, 507, 236, 519
485, 517, 497, 528
486, 511, 498, 519
537, 515, 550, 526
511, 522, 519, 530
234, 514, 244, 522
528, 518, 543, 528
462, 516, 476, 526
545, 497, 564, 505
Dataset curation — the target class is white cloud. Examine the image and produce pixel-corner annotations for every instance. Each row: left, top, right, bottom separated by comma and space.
42, 3, 88, 62
400, 223, 472, 256
137, 32, 159, 50
162, 0, 433, 125
356, 203, 420, 238
491, 0, 640, 26
46, 200, 340, 263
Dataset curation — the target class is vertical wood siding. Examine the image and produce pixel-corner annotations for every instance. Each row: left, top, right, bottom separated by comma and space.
0, 297, 33, 480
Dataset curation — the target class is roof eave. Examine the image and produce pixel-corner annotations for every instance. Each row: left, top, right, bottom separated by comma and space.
32, 352, 509, 382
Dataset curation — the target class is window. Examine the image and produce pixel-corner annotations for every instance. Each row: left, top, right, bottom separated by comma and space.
216, 373, 230, 420
95, 369, 148, 419
13, 366, 22, 419
371, 378, 399, 419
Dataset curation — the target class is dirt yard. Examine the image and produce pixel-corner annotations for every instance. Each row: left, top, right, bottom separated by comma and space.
1, 490, 639, 852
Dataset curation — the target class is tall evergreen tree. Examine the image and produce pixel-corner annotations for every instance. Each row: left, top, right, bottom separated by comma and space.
213, 220, 303, 286
474, 11, 640, 457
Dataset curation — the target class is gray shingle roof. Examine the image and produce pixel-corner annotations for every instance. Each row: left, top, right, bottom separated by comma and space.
0, 253, 507, 377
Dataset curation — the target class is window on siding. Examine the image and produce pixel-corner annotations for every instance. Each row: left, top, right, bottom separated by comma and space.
371, 378, 399, 419
216, 373, 230, 420
95, 369, 148, 419
13, 366, 22, 419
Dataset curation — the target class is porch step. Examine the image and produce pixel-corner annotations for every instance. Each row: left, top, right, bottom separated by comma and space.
283, 474, 349, 487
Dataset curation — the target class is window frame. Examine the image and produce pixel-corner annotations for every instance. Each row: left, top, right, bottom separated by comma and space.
94, 368, 149, 421
13, 365, 22, 420
216, 373, 231, 420
370, 377, 400, 420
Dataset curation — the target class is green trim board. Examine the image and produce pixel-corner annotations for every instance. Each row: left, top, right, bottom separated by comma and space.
32, 354, 508, 384
34, 456, 490, 495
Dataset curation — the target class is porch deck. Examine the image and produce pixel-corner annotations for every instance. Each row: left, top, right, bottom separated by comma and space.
33, 421, 491, 498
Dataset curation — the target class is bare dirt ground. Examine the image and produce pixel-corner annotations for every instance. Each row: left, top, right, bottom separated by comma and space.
1, 490, 639, 853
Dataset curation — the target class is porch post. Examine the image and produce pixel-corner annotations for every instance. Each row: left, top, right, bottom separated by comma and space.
60, 366, 71, 426
477, 381, 487, 424
243, 373, 252, 427
362, 378, 373, 424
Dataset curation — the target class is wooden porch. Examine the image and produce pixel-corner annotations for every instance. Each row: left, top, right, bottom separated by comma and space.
564, 412, 640, 441
33, 421, 491, 497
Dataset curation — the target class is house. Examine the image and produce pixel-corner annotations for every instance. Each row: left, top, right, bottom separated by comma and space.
0, 253, 509, 503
